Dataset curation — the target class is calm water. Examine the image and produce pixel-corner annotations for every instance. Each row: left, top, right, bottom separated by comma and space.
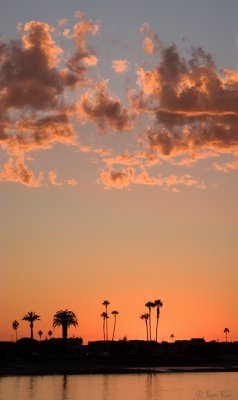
0, 372, 238, 400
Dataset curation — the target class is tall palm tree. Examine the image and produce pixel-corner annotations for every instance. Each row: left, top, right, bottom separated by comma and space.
224, 327, 230, 343
145, 301, 154, 341
102, 300, 110, 341
101, 312, 108, 341
53, 309, 78, 340
48, 330, 53, 339
12, 320, 19, 342
154, 299, 163, 342
38, 330, 43, 340
170, 334, 174, 343
140, 313, 149, 342
22, 311, 40, 340
111, 310, 119, 341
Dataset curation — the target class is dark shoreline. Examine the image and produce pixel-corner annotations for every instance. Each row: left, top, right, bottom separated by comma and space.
1, 360, 238, 377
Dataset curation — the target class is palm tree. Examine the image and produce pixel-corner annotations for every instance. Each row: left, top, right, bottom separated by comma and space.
22, 311, 40, 339
145, 301, 154, 341
170, 334, 174, 343
111, 310, 119, 341
38, 330, 43, 340
140, 313, 149, 342
48, 330, 53, 339
102, 300, 110, 341
154, 299, 163, 342
101, 312, 108, 341
12, 320, 19, 342
224, 327, 230, 343
53, 309, 78, 340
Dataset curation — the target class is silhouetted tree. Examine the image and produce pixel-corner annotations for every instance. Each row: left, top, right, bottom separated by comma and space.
48, 330, 53, 339
224, 327, 230, 343
145, 301, 154, 341
102, 300, 110, 341
12, 320, 19, 342
111, 310, 119, 341
140, 313, 149, 342
154, 299, 163, 342
38, 330, 43, 340
101, 312, 108, 341
170, 333, 174, 343
53, 309, 78, 340
22, 311, 40, 340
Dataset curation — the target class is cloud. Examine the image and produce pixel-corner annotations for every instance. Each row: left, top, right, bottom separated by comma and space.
111, 59, 130, 74
48, 170, 62, 186
140, 23, 161, 54
1, 15, 237, 189
48, 170, 78, 186
65, 178, 78, 186
58, 18, 68, 27
131, 41, 238, 164
213, 157, 238, 172
100, 168, 134, 189
77, 80, 133, 133
0, 157, 44, 187
100, 166, 205, 191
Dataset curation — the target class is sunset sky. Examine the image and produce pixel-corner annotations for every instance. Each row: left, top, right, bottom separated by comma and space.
1, 0, 238, 343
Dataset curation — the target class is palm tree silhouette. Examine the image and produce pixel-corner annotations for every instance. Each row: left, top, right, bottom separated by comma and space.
53, 309, 78, 340
154, 299, 163, 342
224, 327, 230, 343
111, 310, 119, 341
48, 330, 53, 339
102, 300, 110, 341
12, 320, 19, 342
22, 311, 40, 340
145, 301, 154, 341
140, 313, 149, 342
170, 333, 174, 343
101, 312, 108, 341
38, 330, 43, 340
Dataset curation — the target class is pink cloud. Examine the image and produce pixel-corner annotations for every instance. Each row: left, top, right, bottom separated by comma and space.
111, 60, 130, 74
48, 170, 62, 186
65, 178, 78, 186
140, 23, 161, 54
77, 81, 133, 133
100, 166, 205, 191
0, 157, 44, 187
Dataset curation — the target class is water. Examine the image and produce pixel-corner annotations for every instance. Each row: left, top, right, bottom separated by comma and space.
0, 372, 237, 400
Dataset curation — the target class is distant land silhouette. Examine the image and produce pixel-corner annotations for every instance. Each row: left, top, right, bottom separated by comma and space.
0, 300, 237, 376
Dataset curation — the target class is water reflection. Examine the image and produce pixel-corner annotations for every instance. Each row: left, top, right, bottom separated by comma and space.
29, 376, 34, 400
102, 375, 109, 400
0, 372, 238, 400
62, 375, 68, 400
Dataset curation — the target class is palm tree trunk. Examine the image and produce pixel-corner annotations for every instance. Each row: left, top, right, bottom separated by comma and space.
112, 316, 116, 341
15, 330, 18, 342
149, 309, 151, 341
103, 318, 105, 341
155, 307, 161, 342
30, 323, 33, 340
62, 324, 67, 340
106, 305, 108, 341
145, 320, 148, 342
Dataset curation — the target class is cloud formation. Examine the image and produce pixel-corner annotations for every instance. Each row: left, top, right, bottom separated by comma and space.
130, 42, 238, 168
0, 14, 237, 190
